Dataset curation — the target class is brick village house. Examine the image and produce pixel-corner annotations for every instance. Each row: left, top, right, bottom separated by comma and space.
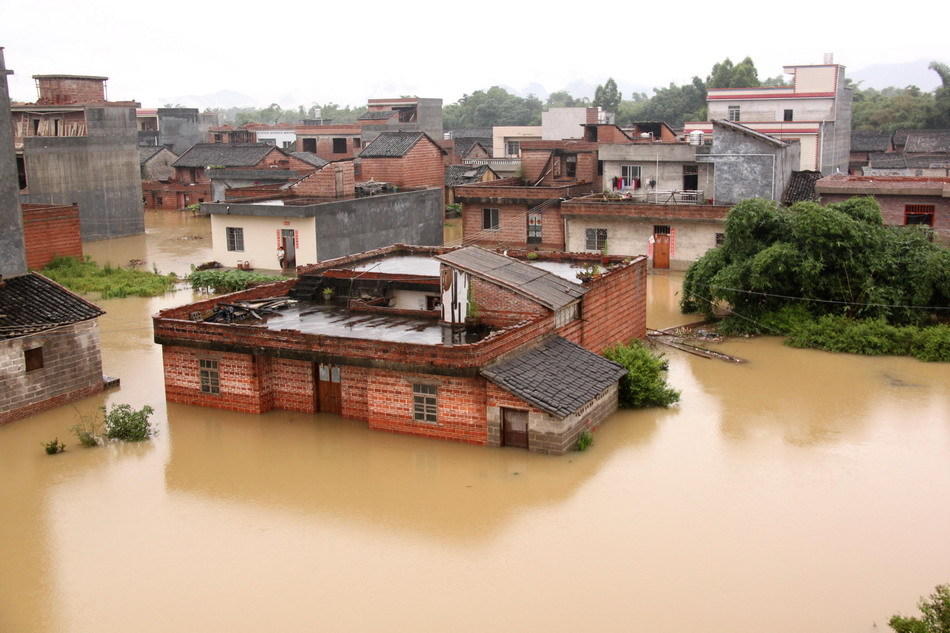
154, 245, 646, 454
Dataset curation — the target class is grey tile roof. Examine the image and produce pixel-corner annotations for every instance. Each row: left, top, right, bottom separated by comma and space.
450, 127, 493, 139
138, 145, 165, 165
172, 143, 277, 168
782, 170, 822, 205
480, 336, 626, 417
904, 131, 950, 153
358, 110, 397, 121
868, 152, 906, 168
0, 273, 104, 340
436, 246, 586, 310
445, 164, 493, 187
291, 151, 329, 168
851, 131, 891, 153
359, 132, 429, 158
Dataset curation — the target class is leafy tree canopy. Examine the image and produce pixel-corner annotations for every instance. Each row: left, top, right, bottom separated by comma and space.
443, 86, 542, 128
707, 56, 760, 89
890, 584, 950, 633
593, 78, 622, 112
680, 197, 950, 327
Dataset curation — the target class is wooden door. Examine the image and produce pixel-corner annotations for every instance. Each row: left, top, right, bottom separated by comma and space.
502, 408, 528, 449
315, 363, 342, 414
653, 234, 670, 269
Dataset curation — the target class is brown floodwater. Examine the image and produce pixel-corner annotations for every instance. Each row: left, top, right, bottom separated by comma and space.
1, 212, 948, 633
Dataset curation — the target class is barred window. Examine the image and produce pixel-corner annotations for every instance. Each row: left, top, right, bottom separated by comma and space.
585, 228, 607, 251
200, 359, 220, 395
226, 227, 244, 251
413, 383, 437, 424
728, 105, 740, 122
653, 225, 671, 235
716, 233, 725, 246
905, 204, 935, 226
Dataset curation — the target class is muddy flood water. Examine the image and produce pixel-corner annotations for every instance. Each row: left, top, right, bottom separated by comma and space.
1, 211, 948, 633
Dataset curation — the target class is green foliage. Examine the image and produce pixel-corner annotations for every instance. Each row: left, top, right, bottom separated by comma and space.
603, 341, 680, 409
42, 438, 66, 455
41, 256, 177, 298
71, 409, 103, 448
707, 56, 760, 89
443, 86, 542, 128
189, 269, 284, 293
103, 404, 156, 442
546, 91, 590, 109
575, 430, 593, 451
593, 78, 622, 112
681, 197, 950, 361
889, 584, 950, 633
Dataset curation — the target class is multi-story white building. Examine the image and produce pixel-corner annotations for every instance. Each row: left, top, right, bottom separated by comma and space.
686, 62, 852, 174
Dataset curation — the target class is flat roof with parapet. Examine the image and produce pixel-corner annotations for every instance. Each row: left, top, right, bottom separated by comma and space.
348, 254, 587, 282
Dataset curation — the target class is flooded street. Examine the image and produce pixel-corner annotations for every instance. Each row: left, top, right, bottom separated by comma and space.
1, 211, 949, 633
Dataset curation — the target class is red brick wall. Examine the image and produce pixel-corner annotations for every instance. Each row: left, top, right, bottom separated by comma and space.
291, 162, 355, 197
363, 369, 488, 445
269, 358, 315, 413
36, 77, 106, 105
360, 138, 445, 191
470, 276, 548, 323
461, 201, 566, 250
569, 257, 648, 353
820, 193, 950, 241
163, 347, 272, 413
21, 204, 83, 270
521, 149, 553, 183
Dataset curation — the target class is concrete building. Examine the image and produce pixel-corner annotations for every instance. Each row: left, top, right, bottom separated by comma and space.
153, 245, 646, 454
0, 49, 109, 426
542, 107, 612, 140
11, 73, 144, 240
0, 48, 26, 277
697, 119, 800, 205
137, 107, 209, 155
687, 62, 852, 174
203, 161, 443, 269
492, 126, 542, 158
359, 97, 443, 145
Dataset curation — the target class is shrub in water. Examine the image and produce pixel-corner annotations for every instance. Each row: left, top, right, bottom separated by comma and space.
603, 340, 681, 409
103, 404, 156, 442
576, 429, 594, 451
43, 438, 66, 455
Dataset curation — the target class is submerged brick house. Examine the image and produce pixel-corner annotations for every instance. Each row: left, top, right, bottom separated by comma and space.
154, 245, 646, 454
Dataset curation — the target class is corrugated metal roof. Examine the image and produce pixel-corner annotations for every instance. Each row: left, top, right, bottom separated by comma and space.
0, 273, 104, 340
436, 246, 586, 310
480, 336, 625, 417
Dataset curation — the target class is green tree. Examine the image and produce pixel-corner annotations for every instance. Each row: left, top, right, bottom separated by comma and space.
928, 61, 950, 127
889, 584, 950, 633
443, 86, 542, 128
593, 78, 622, 112
707, 56, 760, 89
545, 90, 589, 109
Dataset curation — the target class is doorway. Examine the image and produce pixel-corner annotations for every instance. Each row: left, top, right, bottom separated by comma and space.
653, 234, 670, 269
281, 229, 296, 268
501, 408, 528, 449
315, 363, 342, 414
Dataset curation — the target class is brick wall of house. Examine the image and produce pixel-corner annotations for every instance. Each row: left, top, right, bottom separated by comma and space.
820, 192, 950, 242
142, 181, 211, 210
291, 162, 355, 198
571, 256, 648, 353
360, 138, 445, 191
0, 320, 104, 425
521, 149, 553, 183
163, 347, 271, 413
470, 276, 548, 324
363, 369, 488, 445
21, 203, 83, 269
36, 77, 106, 105
460, 200, 568, 250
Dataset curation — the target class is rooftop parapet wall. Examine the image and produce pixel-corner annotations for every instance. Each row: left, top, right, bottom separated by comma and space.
454, 182, 590, 202
561, 197, 731, 220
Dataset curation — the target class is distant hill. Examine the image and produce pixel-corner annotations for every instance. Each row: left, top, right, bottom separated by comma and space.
849, 59, 943, 91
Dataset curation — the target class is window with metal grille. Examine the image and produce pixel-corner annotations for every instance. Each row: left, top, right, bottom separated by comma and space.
483, 208, 499, 230
585, 228, 607, 251
200, 359, 220, 395
332, 138, 347, 154
226, 227, 244, 251
24, 347, 44, 372
413, 383, 437, 423
716, 232, 725, 246
905, 204, 935, 226
728, 105, 740, 122
784, 109, 794, 122
683, 164, 699, 175
654, 225, 671, 235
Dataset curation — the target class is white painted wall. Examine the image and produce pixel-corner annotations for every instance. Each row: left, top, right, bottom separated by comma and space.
210, 213, 317, 271
565, 217, 723, 269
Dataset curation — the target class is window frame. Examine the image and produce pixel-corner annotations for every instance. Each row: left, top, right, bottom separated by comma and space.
621, 164, 641, 184
331, 137, 347, 154
783, 109, 794, 122
199, 359, 220, 395
904, 204, 935, 226
728, 105, 740, 122
24, 347, 44, 372
506, 140, 520, 157
482, 208, 500, 231
585, 227, 607, 251
412, 383, 438, 424
226, 227, 245, 252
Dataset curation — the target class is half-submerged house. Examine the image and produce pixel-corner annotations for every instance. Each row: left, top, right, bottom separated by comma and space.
153, 245, 646, 454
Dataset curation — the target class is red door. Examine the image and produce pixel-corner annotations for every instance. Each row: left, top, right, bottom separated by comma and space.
653, 234, 670, 269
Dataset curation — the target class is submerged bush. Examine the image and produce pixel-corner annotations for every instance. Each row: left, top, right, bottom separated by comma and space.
603, 340, 680, 408
41, 256, 177, 298
575, 430, 594, 451
189, 268, 284, 293
103, 404, 156, 442
42, 438, 66, 455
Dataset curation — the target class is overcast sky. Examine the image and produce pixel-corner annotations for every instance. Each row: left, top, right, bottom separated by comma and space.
3, 0, 947, 110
